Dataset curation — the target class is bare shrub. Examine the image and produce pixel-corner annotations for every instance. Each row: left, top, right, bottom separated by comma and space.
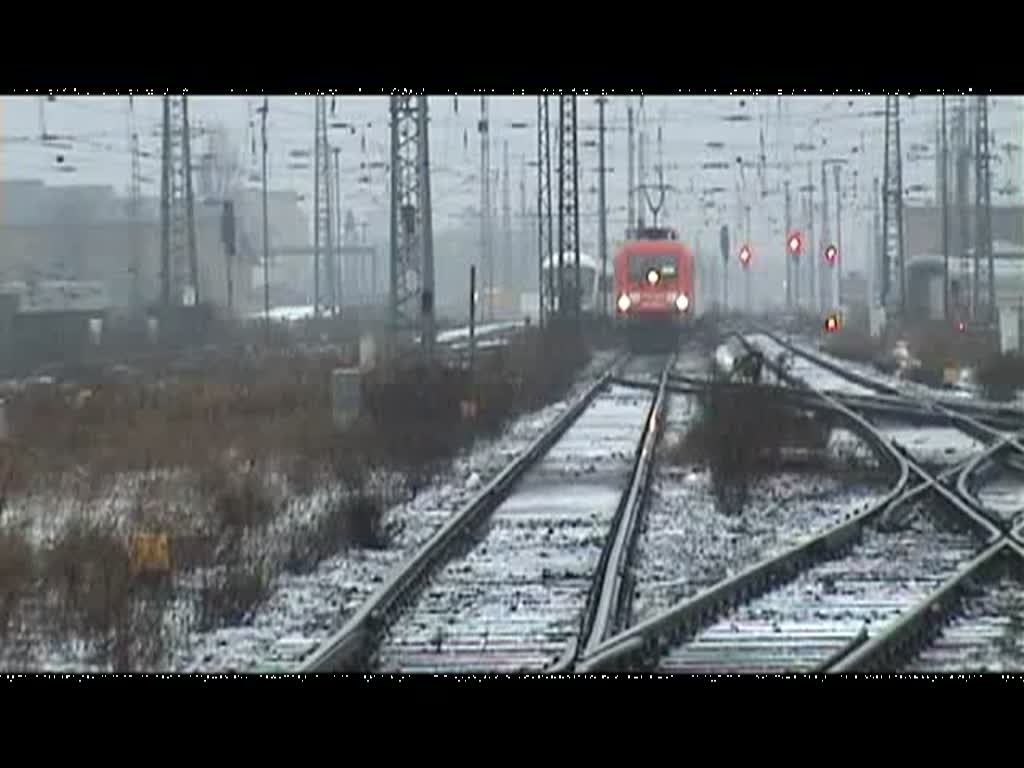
199, 460, 277, 535
977, 355, 1024, 402
673, 378, 833, 515
194, 556, 271, 632
105, 581, 174, 671
284, 488, 388, 574
0, 525, 33, 638
43, 519, 132, 639
904, 323, 997, 386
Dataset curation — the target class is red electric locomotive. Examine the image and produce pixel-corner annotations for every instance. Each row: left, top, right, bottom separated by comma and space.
613, 226, 696, 351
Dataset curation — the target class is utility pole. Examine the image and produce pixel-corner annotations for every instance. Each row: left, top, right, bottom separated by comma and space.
975, 95, 994, 326
557, 95, 581, 328
637, 111, 647, 231
479, 96, 492, 322
744, 203, 751, 314
129, 101, 142, 309
536, 96, 553, 327
784, 180, 792, 310
834, 163, 842, 309
941, 95, 950, 320
882, 96, 905, 322
808, 171, 816, 314
597, 96, 609, 318
160, 97, 171, 307
956, 99, 971, 318
182, 96, 198, 305
627, 105, 636, 238
388, 96, 435, 354
502, 138, 511, 304
333, 146, 342, 311
313, 101, 321, 317
160, 96, 198, 308
821, 162, 830, 310
519, 154, 527, 298
872, 176, 881, 309
260, 98, 270, 341
313, 97, 334, 316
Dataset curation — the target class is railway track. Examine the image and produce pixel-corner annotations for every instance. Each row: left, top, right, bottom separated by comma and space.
651, 501, 979, 673
723, 328, 1024, 673
626, 390, 890, 630
576, 330, 1004, 673
826, 539, 1024, 673
298, 352, 676, 673
748, 329, 1024, 533
296, 325, 1024, 674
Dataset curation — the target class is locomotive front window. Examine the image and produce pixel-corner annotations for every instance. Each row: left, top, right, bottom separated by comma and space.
628, 254, 678, 283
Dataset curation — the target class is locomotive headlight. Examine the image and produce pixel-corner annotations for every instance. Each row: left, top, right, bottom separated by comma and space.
617, 293, 632, 313
646, 269, 660, 286
675, 293, 690, 312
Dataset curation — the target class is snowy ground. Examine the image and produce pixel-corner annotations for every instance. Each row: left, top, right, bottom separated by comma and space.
631, 393, 888, 626
170, 350, 619, 672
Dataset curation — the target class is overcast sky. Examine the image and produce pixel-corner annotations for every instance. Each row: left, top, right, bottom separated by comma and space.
2, 94, 1022, 277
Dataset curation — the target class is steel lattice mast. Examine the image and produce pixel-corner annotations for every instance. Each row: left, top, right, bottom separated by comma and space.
955, 98, 971, 317
129, 99, 142, 308
557, 94, 580, 325
537, 96, 555, 328
881, 96, 905, 319
974, 95, 994, 325
502, 139, 512, 299
479, 96, 493, 322
313, 96, 334, 316
597, 96, 609, 318
388, 96, 435, 353
160, 95, 198, 307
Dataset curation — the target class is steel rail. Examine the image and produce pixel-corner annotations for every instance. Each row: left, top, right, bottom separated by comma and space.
575, 334, 1001, 673
582, 357, 674, 657
298, 359, 622, 672
576, 397, 912, 672
827, 539, 1019, 672
756, 330, 1024, 534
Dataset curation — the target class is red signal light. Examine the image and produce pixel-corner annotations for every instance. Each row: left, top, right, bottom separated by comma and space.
957, 321, 966, 333
825, 313, 840, 333
787, 232, 802, 256
825, 244, 838, 265
739, 244, 752, 267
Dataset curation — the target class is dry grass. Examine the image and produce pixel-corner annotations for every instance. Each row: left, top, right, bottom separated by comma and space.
0, 525, 33, 638
0, 325, 591, 669
283, 489, 390, 574
194, 556, 271, 632
43, 518, 133, 639
199, 461, 277, 535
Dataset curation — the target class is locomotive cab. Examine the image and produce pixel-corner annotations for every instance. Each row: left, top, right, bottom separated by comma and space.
614, 226, 695, 351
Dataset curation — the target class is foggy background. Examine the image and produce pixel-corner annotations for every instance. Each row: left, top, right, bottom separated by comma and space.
1, 95, 1021, 320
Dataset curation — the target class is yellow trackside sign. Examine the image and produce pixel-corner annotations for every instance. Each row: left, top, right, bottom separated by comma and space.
131, 533, 170, 575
